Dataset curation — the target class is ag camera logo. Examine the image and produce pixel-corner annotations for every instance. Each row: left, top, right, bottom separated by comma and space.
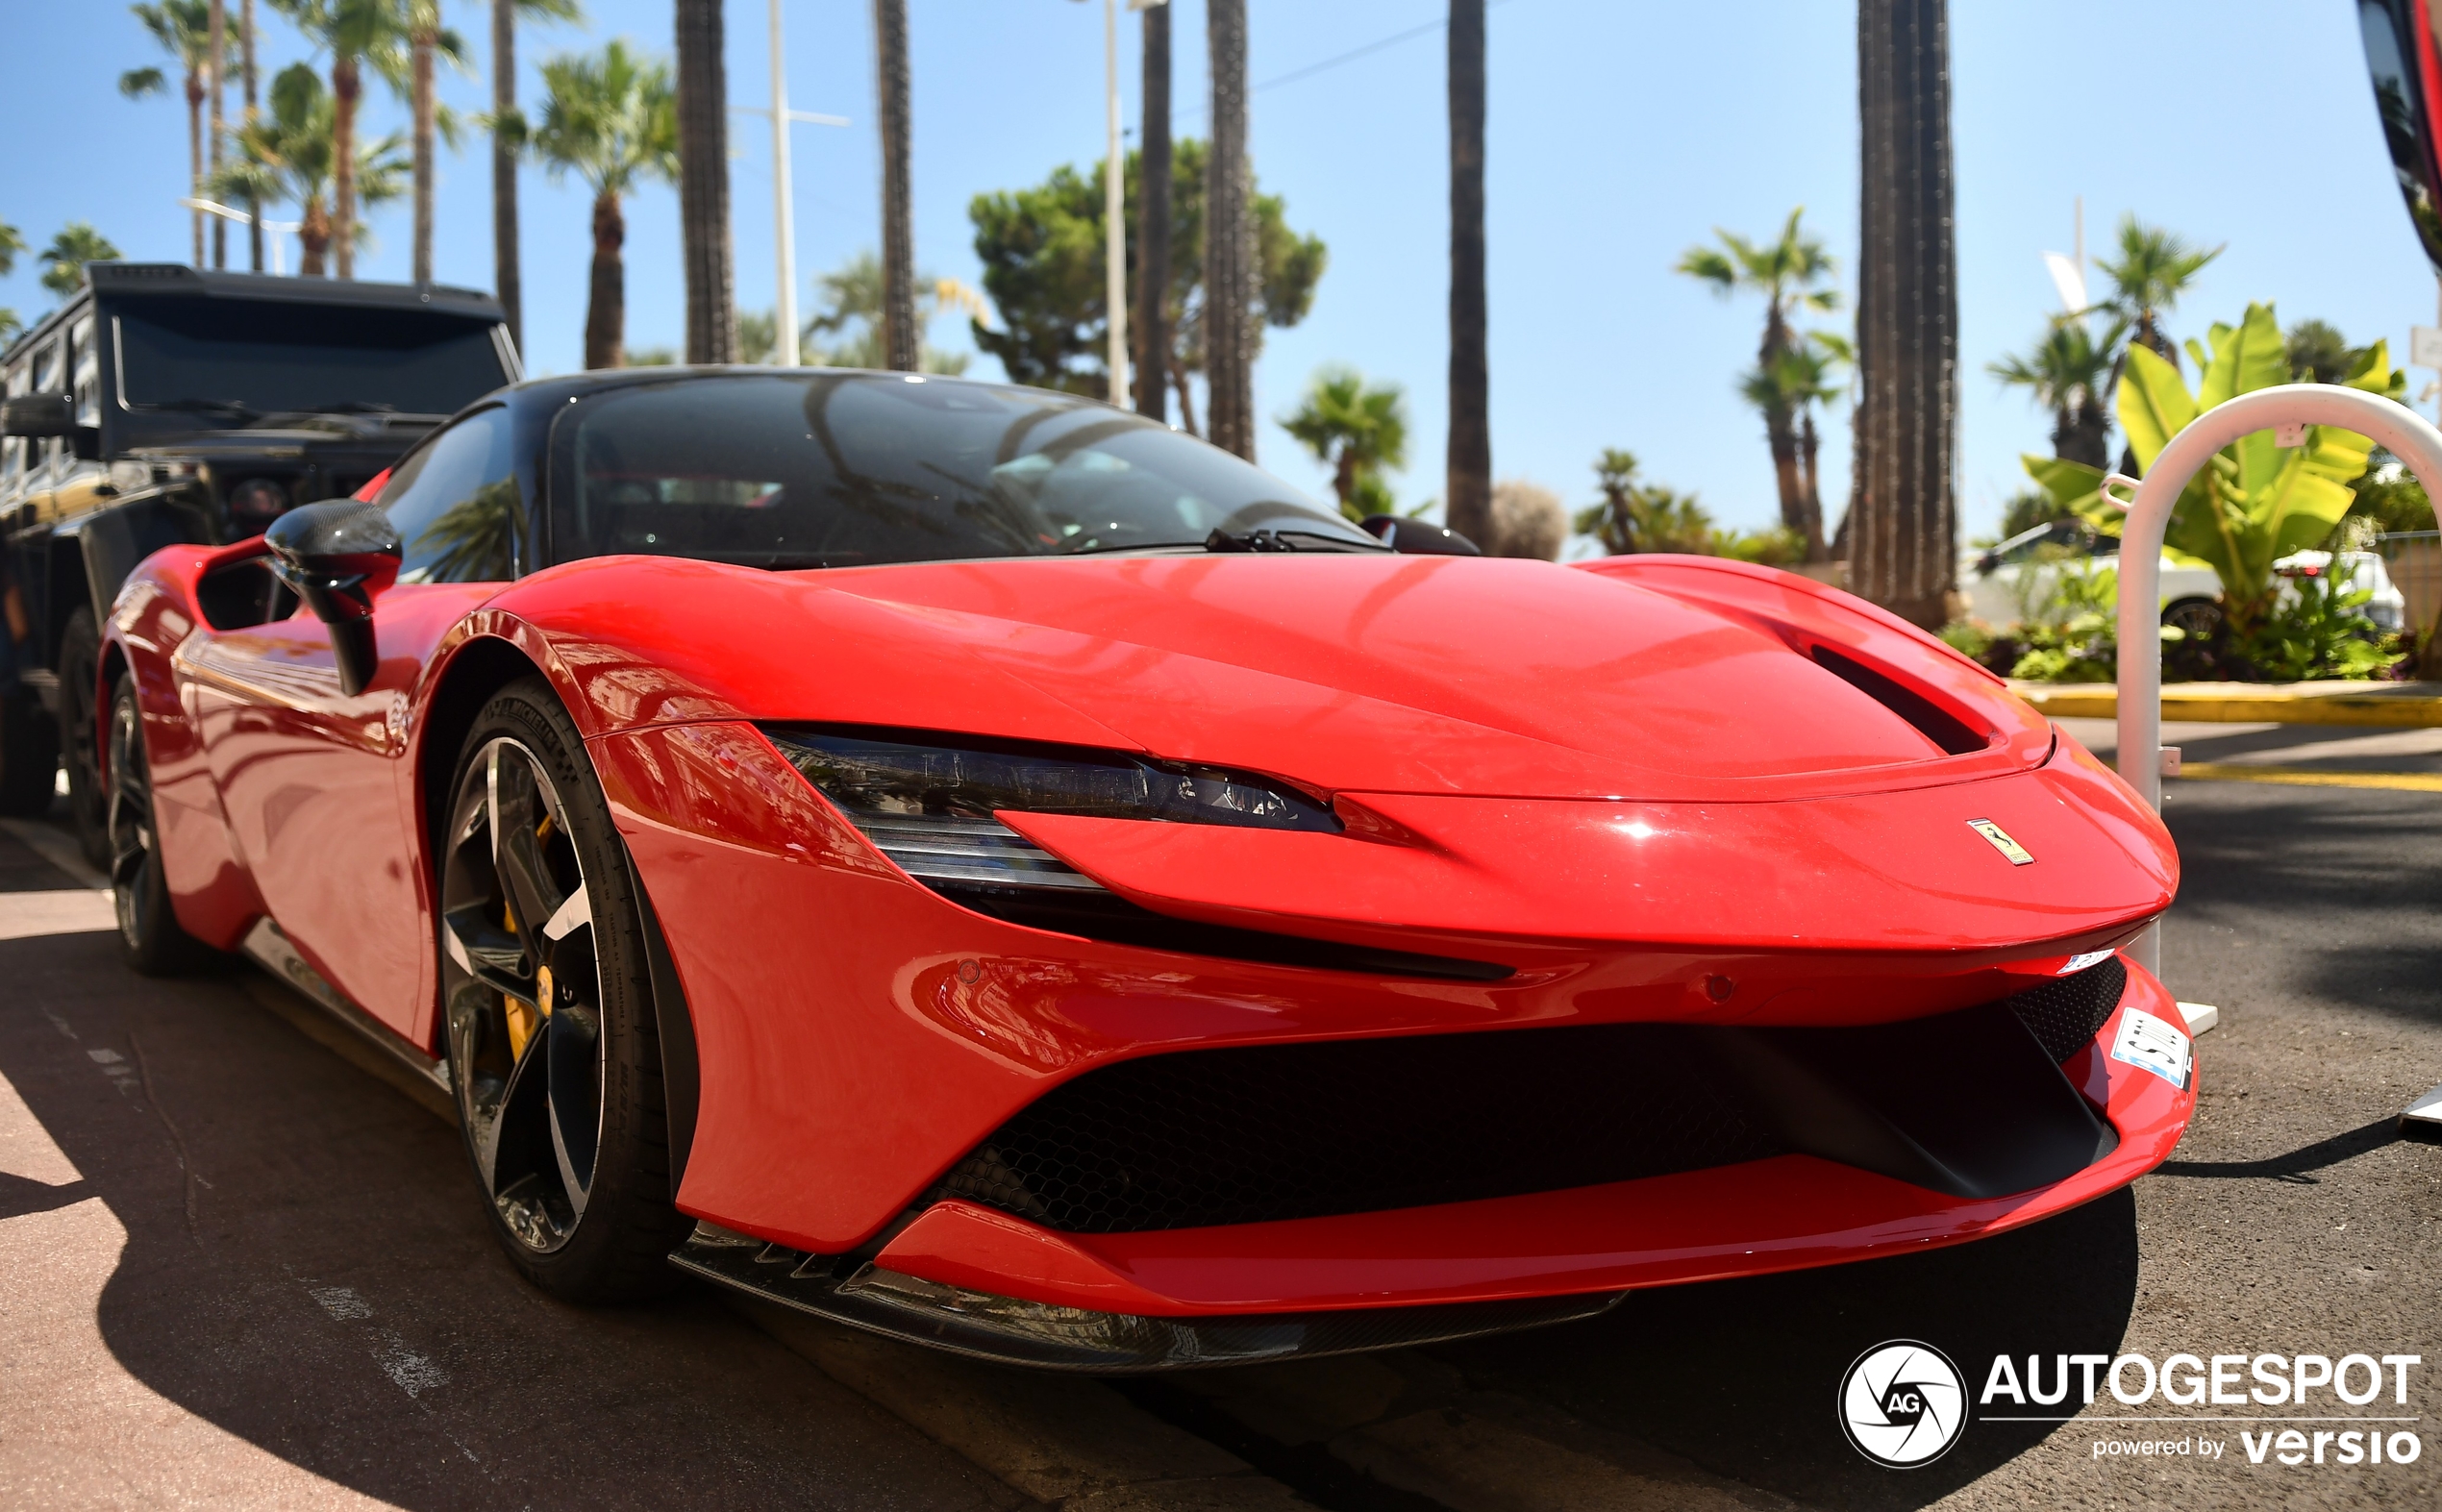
1842, 1341, 1968, 1467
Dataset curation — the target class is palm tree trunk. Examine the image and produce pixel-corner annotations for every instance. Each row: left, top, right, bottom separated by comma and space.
411, 28, 435, 286
243, 0, 262, 271
1170, 349, 1201, 437
1849, 0, 1957, 630
493, 0, 520, 350
209, 0, 226, 269
1800, 410, 1824, 553
1765, 403, 1813, 549
187, 70, 206, 268
1135, 0, 1170, 422
300, 195, 330, 277
2059, 398, 2108, 471
1204, 0, 1254, 459
586, 191, 626, 370
1444, 0, 1490, 545
333, 54, 359, 278
874, 0, 918, 371
676, 0, 737, 363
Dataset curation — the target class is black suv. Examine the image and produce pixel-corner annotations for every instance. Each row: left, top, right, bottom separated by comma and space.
0, 262, 516, 859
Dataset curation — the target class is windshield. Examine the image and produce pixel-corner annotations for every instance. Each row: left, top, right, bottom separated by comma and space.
112, 296, 511, 417
550, 371, 1380, 568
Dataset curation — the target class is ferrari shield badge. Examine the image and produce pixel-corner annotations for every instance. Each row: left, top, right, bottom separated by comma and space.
1966, 818, 2034, 866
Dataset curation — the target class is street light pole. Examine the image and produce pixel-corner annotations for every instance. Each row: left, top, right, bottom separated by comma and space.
733, 4, 845, 368
770, 0, 798, 366
1103, 0, 1129, 408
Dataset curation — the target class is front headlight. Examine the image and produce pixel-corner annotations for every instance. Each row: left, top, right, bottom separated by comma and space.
762, 728, 1337, 894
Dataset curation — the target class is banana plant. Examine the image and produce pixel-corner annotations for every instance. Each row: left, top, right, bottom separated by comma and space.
2019, 303, 2402, 634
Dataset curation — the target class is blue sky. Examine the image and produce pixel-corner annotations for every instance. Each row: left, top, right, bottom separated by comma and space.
3, 1, 2433, 544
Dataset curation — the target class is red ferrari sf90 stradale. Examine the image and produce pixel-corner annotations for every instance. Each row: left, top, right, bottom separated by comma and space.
98, 369, 2190, 1369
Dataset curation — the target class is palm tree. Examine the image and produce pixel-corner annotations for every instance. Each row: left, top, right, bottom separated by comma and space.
241, 0, 261, 268
491, 0, 582, 356
1989, 315, 2122, 470
1134, 0, 1171, 422
37, 225, 126, 299
1283, 367, 1408, 521
209, 0, 227, 267
1678, 209, 1838, 560
795, 251, 974, 372
2096, 215, 2219, 371
1444, 0, 1489, 550
1849, 0, 1957, 629
1742, 329, 1853, 554
675, 0, 737, 362
873, 0, 917, 371
1204, 0, 1252, 456
121, 1, 216, 268
1577, 450, 1714, 556
271, 0, 411, 279
529, 39, 678, 369
209, 61, 410, 275
0, 222, 25, 342
402, 2, 478, 287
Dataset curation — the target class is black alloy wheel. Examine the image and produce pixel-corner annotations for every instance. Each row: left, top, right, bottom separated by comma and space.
106, 673, 217, 974
2160, 597, 2226, 644
58, 607, 112, 866
439, 678, 687, 1301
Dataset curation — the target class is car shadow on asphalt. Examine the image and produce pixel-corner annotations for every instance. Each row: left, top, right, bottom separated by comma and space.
0, 930, 1013, 1511
1431, 1188, 2142, 1509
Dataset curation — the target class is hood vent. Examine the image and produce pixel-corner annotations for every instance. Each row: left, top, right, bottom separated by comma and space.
1809, 645, 1988, 756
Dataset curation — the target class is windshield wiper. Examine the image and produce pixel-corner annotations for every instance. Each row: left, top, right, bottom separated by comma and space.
1203, 527, 1385, 555
315, 400, 400, 413
148, 398, 262, 419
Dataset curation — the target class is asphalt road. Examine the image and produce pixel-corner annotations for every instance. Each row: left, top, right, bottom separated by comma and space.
1, 729, 2436, 1511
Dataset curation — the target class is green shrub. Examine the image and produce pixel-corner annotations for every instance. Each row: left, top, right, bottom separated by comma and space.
2233, 573, 2404, 681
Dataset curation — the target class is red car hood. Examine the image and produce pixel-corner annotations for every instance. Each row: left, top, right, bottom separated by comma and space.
506, 553, 2051, 804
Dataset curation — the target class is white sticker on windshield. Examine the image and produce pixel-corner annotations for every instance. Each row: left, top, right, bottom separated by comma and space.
2110, 1007, 2192, 1089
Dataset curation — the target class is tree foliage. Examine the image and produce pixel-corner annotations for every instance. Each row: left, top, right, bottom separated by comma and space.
37, 224, 122, 298
1574, 449, 1804, 564
1676, 208, 1840, 558
208, 61, 408, 274
2095, 215, 2221, 367
1990, 313, 2123, 470
1281, 366, 1407, 520
968, 139, 1325, 406
0, 221, 21, 341
2023, 302, 2401, 634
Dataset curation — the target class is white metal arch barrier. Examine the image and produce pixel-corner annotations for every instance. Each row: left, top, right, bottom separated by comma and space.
2105, 382, 2442, 1130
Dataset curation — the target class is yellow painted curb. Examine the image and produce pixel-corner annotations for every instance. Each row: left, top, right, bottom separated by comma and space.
2174, 763, 2442, 792
2011, 684, 2442, 728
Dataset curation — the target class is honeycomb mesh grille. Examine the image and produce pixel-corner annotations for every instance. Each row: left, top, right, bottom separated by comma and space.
941, 1024, 1782, 1234
2005, 956, 2130, 1062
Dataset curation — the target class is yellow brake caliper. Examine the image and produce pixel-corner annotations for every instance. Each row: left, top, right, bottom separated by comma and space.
502, 804, 560, 1061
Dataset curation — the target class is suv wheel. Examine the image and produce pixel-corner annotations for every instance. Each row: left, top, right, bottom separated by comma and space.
0, 689, 55, 817
58, 607, 110, 866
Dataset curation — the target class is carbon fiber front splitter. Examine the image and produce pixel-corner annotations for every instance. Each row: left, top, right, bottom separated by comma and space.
668, 1226, 1621, 1373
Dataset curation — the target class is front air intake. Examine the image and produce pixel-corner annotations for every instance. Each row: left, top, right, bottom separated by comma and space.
937, 959, 2131, 1231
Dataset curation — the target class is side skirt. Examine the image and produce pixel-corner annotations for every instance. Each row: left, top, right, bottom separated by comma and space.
239, 917, 452, 1097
